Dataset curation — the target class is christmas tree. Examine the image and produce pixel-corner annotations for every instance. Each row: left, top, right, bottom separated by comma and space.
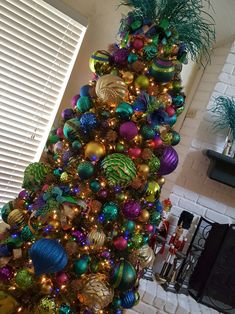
0, 1, 214, 313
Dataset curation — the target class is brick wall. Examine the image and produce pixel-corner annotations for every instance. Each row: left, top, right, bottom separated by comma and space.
167, 41, 235, 236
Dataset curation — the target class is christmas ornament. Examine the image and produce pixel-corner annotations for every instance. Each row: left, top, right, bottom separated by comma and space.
101, 153, 137, 186
134, 75, 150, 89
88, 229, 106, 248
121, 290, 136, 308
37, 297, 57, 314
95, 74, 128, 104
129, 244, 154, 268
150, 59, 175, 82
76, 96, 93, 113
119, 121, 138, 140
7, 209, 25, 229
122, 200, 141, 220
111, 259, 136, 291
77, 161, 95, 179
0, 266, 14, 282
23, 162, 50, 192
0, 291, 18, 314
122, 71, 134, 84
89, 50, 111, 75
145, 181, 161, 202
74, 256, 89, 277
85, 141, 106, 161
15, 269, 33, 290
29, 239, 68, 276
113, 236, 128, 250
63, 118, 80, 141
159, 146, 179, 175
116, 102, 134, 120
59, 304, 71, 314
101, 202, 119, 221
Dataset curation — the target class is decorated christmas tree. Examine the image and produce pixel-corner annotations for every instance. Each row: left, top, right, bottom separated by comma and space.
0, 1, 214, 313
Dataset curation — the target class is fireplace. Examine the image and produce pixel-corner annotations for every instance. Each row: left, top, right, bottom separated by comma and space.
188, 223, 235, 313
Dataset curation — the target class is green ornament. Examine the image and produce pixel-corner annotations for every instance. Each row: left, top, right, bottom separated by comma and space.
38, 297, 56, 314
15, 269, 33, 290
90, 259, 99, 273
148, 156, 161, 175
130, 19, 142, 30
171, 131, 181, 145
1, 201, 13, 224
150, 211, 161, 225
116, 102, 134, 120
47, 134, 60, 145
111, 259, 136, 292
0, 291, 18, 314
21, 225, 34, 241
149, 59, 175, 83
72, 140, 82, 150
141, 125, 156, 140
63, 118, 80, 141
172, 80, 182, 91
23, 162, 50, 192
132, 234, 143, 249
76, 96, 92, 113
128, 53, 138, 63
102, 202, 119, 221
124, 220, 135, 232
101, 153, 137, 187
116, 143, 125, 152
74, 257, 89, 277
116, 192, 126, 202
6, 236, 23, 248
89, 180, 101, 192
176, 106, 185, 115
134, 75, 150, 90
77, 161, 95, 180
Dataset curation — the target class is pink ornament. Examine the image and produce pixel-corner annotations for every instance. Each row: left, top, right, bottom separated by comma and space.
146, 224, 154, 233
128, 147, 142, 158
122, 200, 141, 220
56, 127, 64, 138
113, 236, 127, 250
98, 189, 108, 198
56, 272, 69, 285
71, 94, 80, 108
119, 122, 138, 140
133, 39, 144, 50
153, 136, 163, 148
165, 106, 175, 117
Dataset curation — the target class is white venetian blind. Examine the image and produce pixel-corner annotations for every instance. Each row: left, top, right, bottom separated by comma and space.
0, 0, 87, 207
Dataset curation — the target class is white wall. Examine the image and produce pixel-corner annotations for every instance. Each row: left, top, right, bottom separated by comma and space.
167, 41, 235, 237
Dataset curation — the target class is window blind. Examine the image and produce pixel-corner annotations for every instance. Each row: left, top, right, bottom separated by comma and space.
0, 0, 87, 207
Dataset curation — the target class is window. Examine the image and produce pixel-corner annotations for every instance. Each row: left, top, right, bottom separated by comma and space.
0, 0, 87, 207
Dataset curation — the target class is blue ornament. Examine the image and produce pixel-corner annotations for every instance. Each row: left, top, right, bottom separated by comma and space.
0, 244, 12, 257
29, 239, 68, 276
80, 85, 90, 97
79, 113, 98, 132
164, 114, 177, 126
149, 109, 168, 126
121, 291, 136, 308
155, 200, 163, 213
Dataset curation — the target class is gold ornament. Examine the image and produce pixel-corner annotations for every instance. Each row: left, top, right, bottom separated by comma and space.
129, 244, 155, 269
60, 172, 69, 182
77, 273, 114, 313
122, 71, 134, 84
138, 164, 149, 177
95, 74, 128, 104
0, 291, 18, 314
138, 209, 150, 222
41, 277, 54, 295
145, 181, 161, 202
88, 229, 106, 249
85, 141, 106, 160
7, 209, 25, 228
157, 177, 165, 186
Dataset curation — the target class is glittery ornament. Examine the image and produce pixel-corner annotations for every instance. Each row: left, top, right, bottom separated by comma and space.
113, 48, 129, 65
37, 297, 57, 314
0, 266, 14, 282
132, 234, 143, 249
59, 304, 71, 314
7, 209, 25, 229
23, 162, 50, 192
101, 153, 137, 187
102, 202, 119, 221
88, 229, 106, 248
95, 74, 128, 104
79, 113, 98, 132
15, 269, 33, 290
148, 156, 161, 175
129, 244, 155, 269
150, 211, 161, 225
141, 125, 156, 140
119, 121, 138, 140
122, 200, 141, 220
77, 273, 114, 312
111, 259, 136, 292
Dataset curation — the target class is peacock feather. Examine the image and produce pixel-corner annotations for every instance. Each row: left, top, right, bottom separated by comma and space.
210, 96, 235, 140
120, 0, 215, 65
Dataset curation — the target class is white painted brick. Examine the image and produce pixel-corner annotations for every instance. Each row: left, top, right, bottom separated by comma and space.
153, 284, 166, 310
188, 296, 202, 313
222, 63, 234, 74
164, 291, 178, 313
197, 196, 227, 214
138, 279, 147, 298
142, 280, 157, 305
214, 82, 227, 93
226, 206, 235, 219
179, 198, 206, 216
219, 72, 235, 86
169, 194, 179, 206
226, 53, 235, 64
170, 205, 182, 217
126, 310, 138, 314
230, 42, 235, 53
175, 294, 190, 314
133, 301, 157, 314
205, 208, 232, 224
225, 85, 235, 96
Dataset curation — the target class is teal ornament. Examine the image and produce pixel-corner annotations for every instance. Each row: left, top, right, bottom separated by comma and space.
21, 225, 34, 241
29, 239, 68, 276
171, 131, 181, 145
124, 220, 135, 232
102, 202, 119, 221
76, 96, 92, 113
1, 202, 13, 223
59, 304, 71, 314
89, 180, 101, 192
101, 153, 137, 187
150, 59, 175, 82
72, 140, 82, 150
141, 125, 156, 140
112, 297, 122, 308
63, 118, 80, 141
23, 162, 50, 192
128, 53, 138, 63
47, 134, 60, 145
143, 234, 149, 244
74, 257, 89, 277
150, 211, 161, 225
143, 45, 158, 60
172, 95, 185, 108
77, 161, 95, 180
165, 114, 177, 126
116, 102, 134, 120
111, 259, 136, 292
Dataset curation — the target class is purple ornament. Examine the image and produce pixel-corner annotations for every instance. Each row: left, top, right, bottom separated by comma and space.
158, 146, 179, 175
119, 121, 138, 140
62, 108, 74, 121
62, 150, 73, 164
0, 266, 14, 281
18, 189, 29, 200
122, 200, 141, 220
71, 94, 80, 108
113, 48, 129, 65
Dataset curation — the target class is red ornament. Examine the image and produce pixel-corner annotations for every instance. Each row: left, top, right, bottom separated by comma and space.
133, 39, 144, 50
128, 147, 142, 158
113, 236, 128, 250
56, 272, 69, 285
153, 137, 163, 148
165, 106, 175, 117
